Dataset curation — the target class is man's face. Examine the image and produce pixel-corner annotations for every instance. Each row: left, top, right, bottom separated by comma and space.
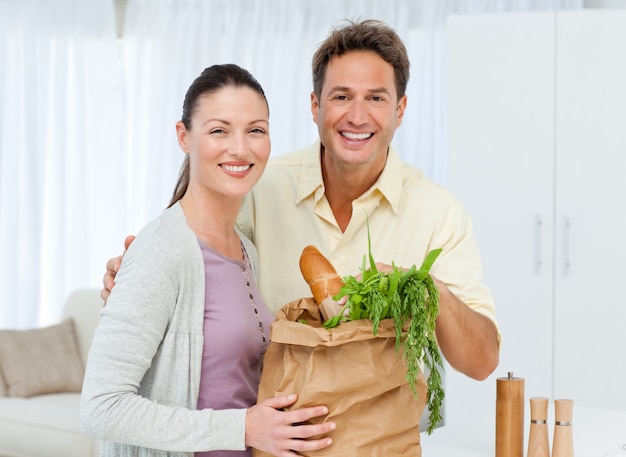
311, 50, 406, 170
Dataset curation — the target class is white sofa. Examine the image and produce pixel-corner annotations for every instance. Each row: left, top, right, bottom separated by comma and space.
0, 289, 102, 457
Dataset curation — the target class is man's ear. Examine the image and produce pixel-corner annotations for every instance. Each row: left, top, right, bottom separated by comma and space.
310, 92, 320, 125
176, 121, 189, 153
396, 94, 408, 128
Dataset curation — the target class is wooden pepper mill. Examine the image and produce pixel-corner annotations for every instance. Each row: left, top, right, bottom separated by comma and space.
527, 397, 550, 457
496, 372, 525, 457
552, 398, 574, 457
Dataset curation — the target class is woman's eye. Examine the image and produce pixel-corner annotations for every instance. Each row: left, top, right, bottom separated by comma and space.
250, 128, 266, 134
210, 128, 226, 134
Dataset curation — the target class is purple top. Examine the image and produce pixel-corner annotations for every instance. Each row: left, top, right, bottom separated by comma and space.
195, 240, 273, 457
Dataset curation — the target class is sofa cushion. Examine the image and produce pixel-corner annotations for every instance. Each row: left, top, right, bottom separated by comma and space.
0, 392, 98, 457
0, 319, 84, 397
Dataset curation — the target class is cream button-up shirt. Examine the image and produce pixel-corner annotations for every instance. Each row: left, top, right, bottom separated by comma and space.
237, 141, 497, 332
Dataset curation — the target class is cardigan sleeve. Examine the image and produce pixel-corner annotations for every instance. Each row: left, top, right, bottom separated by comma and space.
80, 208, 247, 453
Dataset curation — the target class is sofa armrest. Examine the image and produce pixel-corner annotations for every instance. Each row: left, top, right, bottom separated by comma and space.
0, 371, 6, 397
61, 289, 103, 368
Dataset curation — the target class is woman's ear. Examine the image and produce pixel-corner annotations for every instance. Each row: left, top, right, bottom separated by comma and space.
176, 121, 190, 153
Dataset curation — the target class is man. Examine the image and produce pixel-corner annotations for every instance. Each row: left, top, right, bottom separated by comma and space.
104, 19, 499, 381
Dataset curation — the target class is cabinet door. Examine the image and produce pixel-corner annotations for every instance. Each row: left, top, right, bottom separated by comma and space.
554, 10, 626, 409
446, 12, 555, 424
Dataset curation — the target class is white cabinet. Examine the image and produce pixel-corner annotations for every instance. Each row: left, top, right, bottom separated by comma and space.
446, 9, 626, 421
553, 10, 626, 410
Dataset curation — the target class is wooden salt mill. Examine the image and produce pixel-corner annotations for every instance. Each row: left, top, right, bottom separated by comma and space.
527, 397, 550, 457
496, 372, 525, 457
552, 398, 574, 457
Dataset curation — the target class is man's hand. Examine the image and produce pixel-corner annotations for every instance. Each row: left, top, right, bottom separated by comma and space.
101, 235, 135, 304
246, 394, 335, 456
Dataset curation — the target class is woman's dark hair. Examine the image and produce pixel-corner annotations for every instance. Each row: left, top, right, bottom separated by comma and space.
312, 19, 410, 100
168, 64, 268, 207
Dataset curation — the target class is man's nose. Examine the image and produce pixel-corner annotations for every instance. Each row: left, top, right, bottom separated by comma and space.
346, 99, 368, 125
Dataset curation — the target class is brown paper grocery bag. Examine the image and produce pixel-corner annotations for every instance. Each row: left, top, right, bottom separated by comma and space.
254, 297, 427, 457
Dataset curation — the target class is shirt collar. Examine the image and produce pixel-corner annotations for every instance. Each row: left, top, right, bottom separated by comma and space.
295, 140, 404, 214
295, 140, 324, 204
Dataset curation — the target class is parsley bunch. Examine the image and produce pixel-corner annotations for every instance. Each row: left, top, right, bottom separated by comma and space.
323, 229, 444, 435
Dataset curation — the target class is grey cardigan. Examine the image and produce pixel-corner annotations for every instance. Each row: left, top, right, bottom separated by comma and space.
81, 203, 258, 456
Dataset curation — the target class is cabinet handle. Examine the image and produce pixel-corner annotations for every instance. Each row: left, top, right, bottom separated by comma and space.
535, 215, 542, 274
562, 216, 571, 276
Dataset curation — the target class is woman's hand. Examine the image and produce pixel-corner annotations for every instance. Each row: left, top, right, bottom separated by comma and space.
245, 394, 335, 456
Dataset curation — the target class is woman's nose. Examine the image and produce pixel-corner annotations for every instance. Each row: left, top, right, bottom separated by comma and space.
229, 133, 248, 156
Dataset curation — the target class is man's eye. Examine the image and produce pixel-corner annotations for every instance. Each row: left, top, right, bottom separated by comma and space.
335, 95, 348, 101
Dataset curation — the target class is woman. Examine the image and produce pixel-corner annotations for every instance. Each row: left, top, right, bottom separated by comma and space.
81, 64, 335, 457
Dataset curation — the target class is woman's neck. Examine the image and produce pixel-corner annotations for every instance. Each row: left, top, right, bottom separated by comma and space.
179, 191, 243, 260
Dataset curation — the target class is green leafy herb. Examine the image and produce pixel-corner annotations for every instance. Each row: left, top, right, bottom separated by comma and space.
323, 222, 445, 435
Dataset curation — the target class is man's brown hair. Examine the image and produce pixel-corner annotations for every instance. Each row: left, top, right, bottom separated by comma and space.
312, 19, 410, 100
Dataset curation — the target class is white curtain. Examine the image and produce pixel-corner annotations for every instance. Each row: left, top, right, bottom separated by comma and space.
0, 0, 582, 328
0, 0, 124, 327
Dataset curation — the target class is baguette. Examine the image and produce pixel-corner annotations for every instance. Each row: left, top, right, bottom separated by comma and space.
299, 245, 345, 305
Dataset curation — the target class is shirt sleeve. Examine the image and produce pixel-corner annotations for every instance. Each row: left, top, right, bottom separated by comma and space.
430, 198, 501, 345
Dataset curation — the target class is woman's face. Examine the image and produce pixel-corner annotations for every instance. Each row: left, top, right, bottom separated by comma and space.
176, 86, 270, 200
